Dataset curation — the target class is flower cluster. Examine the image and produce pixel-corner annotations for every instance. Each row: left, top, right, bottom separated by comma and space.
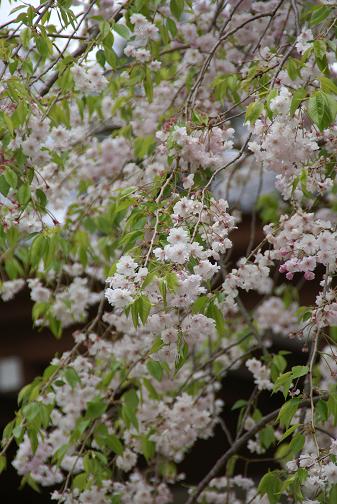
265, 212, 337, 281
124, 13, 159, 62
246, 358, 273, 391
157, 125, 235, 172
255, 297, 299, 337
71, 64, 108, 93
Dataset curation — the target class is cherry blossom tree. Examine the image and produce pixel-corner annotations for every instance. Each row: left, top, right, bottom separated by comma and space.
1, 0, 337, 502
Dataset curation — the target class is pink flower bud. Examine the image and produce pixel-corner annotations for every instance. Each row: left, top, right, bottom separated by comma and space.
304, 271, 315, 281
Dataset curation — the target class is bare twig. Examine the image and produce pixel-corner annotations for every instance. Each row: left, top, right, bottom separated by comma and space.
291, 0, 300, 36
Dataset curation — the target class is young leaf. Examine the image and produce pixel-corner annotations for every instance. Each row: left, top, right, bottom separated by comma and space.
146, 359, 163, 382
170, 0, 184, 20
277, 398, 301, 429
258, 471, 282, 504
307, 91, 337, 131
291, 366, 308, 379
290, 87, 307, 116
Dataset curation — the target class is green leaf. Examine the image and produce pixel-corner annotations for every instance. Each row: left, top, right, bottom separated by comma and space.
271, 354, 287, 380
0, 455, 7, 474
99, 20, 111, 39
328, 394, 337, 425
310, 5, 331, 26
150, 337, 164, 354
257, 193, 279, 223
288, 433, 305, 455
226, 455, 238, 477
21, 472, 41, 492
245, 101, 263, 125
206, 302, 226, 336
0, 175, 10, 196
49, 317, 62, 339
64, 367, 81, 389
27, 429, 39, 453
20, 27, 32, 49
17, 184, 31, 205
277, 398, 301, 429
159, 279, 167, 306
35, 33, 53, 60
30, 235, 49, 266
72, 472, 87, 491
43, 365, 58, 381
96, 49, 106, 67
170, 0, 184, 20
175, 340, 189, 373
3, 113, 14, 135
141, 271, 156, 289
57, 67, 74, 92
134, 135, 156, 158
287, 58, 301, 81
138, 295, 152, 324
144, 66, 153, 103
11, 101, 29, 127
231, 399, 248, 411
85, 397, 107, 419
140, 435, 155, 461
191, 295, 209, 314
104, 47, 117, 68
331, 327, 337, 343
316, 399, 328, 423
290, 87, 307, 116
32, 301, 49, 322
99, 362, 120, 389
307, 91, 337, 131
129, 295, 152, 327
159, 460, 177, 480
314, 40, 326, 61
123, 389, 139, 410
165, 272, 179, 292
278, 423, 300, 443
113, 23, 130, 39
22, 402, 41, 423
53, 443, 69, 464
320, 76, 337, 95
108, 434, 124, 455
121, 388, 140, 430
291, 366, 308, 379
4, 167, 18, 188
143, 378, 160, 400
260, 425, 275, 450
2, 419, 15, 442
146, 359, 163, 382
313, 40, 328, 73
22, 402, 50, 430
329, 484, 337, 504
159, 23, 170, 45
18, 383, 35, 405
36, 188, 47, 208
166, 18, 177, 37
258, 471, 282, 504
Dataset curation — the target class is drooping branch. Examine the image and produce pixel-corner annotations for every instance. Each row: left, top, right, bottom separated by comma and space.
185, 394, 328, 504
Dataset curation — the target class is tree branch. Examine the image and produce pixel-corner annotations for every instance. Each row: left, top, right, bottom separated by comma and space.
185, 393, 328, 504
39, 3, 126, 97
